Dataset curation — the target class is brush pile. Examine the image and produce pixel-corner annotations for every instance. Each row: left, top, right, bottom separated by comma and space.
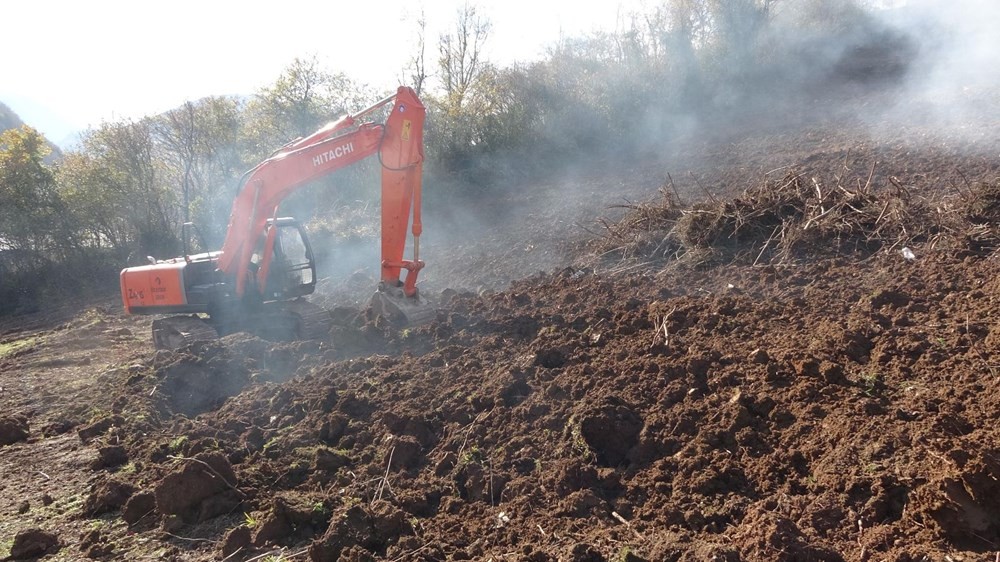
595, 169, 1000, 266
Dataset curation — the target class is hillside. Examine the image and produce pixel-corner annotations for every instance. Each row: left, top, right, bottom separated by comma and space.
0, 101, 24, 132
2, 106, 1000, 562
0, 101, 63, 160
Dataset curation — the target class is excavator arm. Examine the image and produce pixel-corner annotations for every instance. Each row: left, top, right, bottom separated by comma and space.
216, 86, 425, 297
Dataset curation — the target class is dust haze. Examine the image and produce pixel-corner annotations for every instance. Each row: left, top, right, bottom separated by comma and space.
881, 0, 1000, 134
304, 0, 1000, 303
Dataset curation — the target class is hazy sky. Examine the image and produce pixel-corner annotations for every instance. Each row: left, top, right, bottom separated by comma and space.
2, 0, 648, 144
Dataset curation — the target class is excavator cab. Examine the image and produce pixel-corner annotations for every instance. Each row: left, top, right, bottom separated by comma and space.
253, 218, 317, 302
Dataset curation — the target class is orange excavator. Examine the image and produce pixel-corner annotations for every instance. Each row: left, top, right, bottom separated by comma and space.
120, 87, 431, 349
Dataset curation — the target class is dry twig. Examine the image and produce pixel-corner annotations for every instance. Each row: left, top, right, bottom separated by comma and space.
372, 445, 396, 505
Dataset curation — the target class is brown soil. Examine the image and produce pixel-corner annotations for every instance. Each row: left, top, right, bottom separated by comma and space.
3, 111, 1000, 561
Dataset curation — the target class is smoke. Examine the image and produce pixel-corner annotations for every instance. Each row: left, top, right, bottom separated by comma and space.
884, 0, 1000, 134
237, 0, 1000, 298
300, 191, 385, 308
731, 0, 1000, 143
634, 0, 1000, 143
600, 0, 1000, 183
409, 0, 1000, 291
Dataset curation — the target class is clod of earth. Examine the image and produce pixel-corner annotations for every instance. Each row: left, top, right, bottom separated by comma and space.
82, 477, 136, 517
251, 494, 330, 547
219, 525, 252, 558
78, 529, 114, 558
153, 451, 241, 524
76, 415, 124, 443
7, 528, 60, 560
0, 415, 29, 446
577, 398, 643, 467
122, 491, 156, 527
91, 445, 128, 470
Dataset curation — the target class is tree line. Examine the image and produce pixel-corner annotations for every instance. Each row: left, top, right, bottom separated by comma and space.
0, 0, 908, 313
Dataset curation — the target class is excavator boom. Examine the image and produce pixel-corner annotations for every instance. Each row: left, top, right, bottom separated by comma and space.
217, 87, 426, 296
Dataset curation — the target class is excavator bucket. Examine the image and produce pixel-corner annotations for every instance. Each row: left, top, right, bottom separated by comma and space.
369, 284, 437, 327
151, 315, 218, 350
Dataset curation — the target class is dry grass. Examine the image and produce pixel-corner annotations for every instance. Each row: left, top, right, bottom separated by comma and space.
0, 334, 42, 359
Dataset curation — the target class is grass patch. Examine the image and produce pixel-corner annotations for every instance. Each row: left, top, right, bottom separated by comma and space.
0, 335, 42, 359
60, 493, 85, 516
168, 435, 189, 453
244, 512, 260, 529
460, 445, 484, 466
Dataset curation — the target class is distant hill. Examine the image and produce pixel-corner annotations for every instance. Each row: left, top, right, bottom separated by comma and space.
0, 101, 63, 161
0, 101, 24, 131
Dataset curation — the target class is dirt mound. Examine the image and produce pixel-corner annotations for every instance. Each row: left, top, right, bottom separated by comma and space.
6, 125, 1000, 560
130, 333, 344, 419
91, 228, 1000, 561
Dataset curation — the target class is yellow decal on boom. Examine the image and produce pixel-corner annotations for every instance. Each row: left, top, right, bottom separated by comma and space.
401, 120, 412, 141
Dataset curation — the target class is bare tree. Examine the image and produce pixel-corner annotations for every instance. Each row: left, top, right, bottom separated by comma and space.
72, 118, 179, 258
403, 9, 429, 96
438, 3, 491, 109
155, 102, 197, 225
710, 0, 775, 52
152, 97, 245, 247
668, 0, 713, 49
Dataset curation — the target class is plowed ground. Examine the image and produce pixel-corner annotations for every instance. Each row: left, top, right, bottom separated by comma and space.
2, 115, 1000, 562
